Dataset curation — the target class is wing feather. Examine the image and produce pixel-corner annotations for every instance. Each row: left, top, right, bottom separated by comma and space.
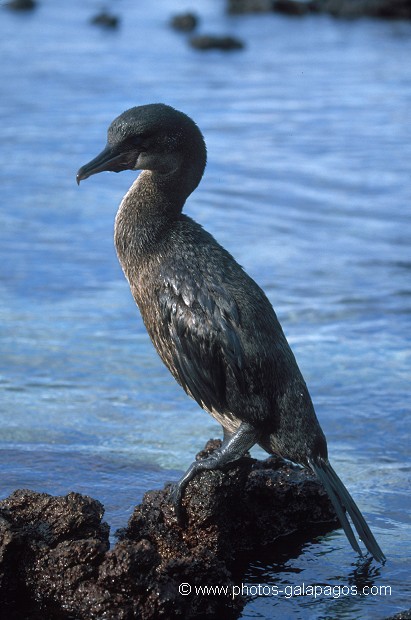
158, 270, 245, 412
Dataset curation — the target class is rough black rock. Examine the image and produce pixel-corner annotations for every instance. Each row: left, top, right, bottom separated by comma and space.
0, 441, 339, 619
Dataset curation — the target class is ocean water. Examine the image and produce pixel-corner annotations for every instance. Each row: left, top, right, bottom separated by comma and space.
0, 1, 410, 618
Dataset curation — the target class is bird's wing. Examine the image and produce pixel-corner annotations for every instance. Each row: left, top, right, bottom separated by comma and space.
157, 269, 246, 412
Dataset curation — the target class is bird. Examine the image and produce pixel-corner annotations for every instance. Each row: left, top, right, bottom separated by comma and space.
77, 103, 385, 563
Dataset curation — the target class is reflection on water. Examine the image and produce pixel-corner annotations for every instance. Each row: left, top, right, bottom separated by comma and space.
0, 1, 410, 618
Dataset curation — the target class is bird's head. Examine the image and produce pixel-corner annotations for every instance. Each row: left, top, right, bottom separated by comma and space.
76, 103, 207, 188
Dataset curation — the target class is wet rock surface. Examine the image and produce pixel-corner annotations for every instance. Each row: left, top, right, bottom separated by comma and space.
170, 12, 199, 32
0, 440, 339, 619
311, 0, 411, 19
227, 0, 411, 19
386, 612, 411, 620
90, 11, 120, 29
189, 34, 245, 50
228, 0, 274, 12
5, 0, 36, 10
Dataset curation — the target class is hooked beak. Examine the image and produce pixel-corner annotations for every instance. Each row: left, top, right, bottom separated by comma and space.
76, 144, 139, 185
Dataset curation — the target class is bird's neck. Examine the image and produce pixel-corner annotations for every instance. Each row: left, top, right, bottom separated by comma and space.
114, 173, 170, 261
113, 167, 196, 287
114, 146, 205, 251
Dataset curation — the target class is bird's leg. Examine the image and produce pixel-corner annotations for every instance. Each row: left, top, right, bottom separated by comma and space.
170, 421, 259, 523
222, 426, 234, 443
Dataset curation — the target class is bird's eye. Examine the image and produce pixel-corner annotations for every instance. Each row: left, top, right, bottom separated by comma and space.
126, 136, 143, 149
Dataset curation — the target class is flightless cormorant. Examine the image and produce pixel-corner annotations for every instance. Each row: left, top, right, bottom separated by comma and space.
77, 103, 385, 563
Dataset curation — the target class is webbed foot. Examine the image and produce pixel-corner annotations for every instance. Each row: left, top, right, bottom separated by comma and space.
169, 422, 259, 525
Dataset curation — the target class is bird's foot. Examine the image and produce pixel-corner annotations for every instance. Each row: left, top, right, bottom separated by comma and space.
169, 451, 223, 525
170, 423, 259, 526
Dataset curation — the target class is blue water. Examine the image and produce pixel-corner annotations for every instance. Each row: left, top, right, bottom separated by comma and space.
0, 1, 410, 618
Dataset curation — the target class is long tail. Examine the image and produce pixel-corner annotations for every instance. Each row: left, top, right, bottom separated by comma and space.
308, 456, 385, 563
